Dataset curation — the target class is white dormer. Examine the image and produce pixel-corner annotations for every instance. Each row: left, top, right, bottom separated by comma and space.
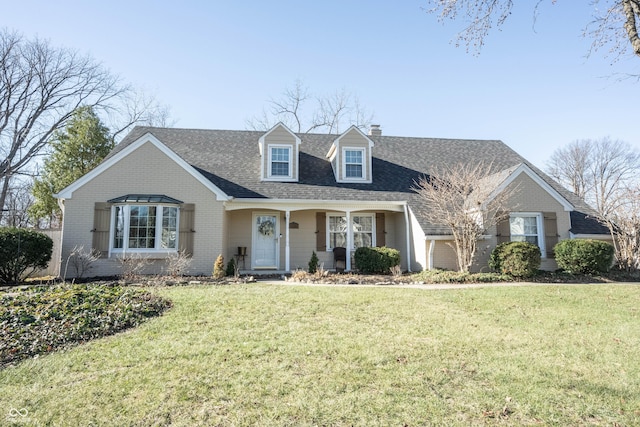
326, 126, 374, 183
258, 123, 301, 182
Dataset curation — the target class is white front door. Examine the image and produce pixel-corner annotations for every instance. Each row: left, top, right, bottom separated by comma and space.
252, 214, 279, 269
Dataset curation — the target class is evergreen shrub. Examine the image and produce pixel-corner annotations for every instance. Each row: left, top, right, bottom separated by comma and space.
554, 239, 614, 274
354, 247, 400, 274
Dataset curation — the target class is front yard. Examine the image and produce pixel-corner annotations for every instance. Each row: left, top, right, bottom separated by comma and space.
1, 283, 639, 426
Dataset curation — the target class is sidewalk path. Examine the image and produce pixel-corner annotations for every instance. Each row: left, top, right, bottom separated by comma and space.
256, 279, 640, 290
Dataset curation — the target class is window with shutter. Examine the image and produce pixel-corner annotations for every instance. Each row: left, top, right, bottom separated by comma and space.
505, 212, 550, 258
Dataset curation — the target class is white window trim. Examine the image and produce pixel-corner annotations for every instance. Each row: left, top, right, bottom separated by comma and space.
341, 147, 367, 181
509, 212, 546, 258
326, 213, 376, 251
266, 144, 293, 180
109, 204, 180, 254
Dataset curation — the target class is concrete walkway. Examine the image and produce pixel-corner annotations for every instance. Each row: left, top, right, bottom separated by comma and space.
256, 279, 640, 290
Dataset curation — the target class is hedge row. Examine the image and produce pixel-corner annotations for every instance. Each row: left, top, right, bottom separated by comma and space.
489, 239, 614, 277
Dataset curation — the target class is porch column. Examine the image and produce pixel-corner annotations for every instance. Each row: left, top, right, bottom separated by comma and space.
285, 210, 290, 272
404, 204, 412, 272
345, 210, 352, 271
429, 239, 435, 270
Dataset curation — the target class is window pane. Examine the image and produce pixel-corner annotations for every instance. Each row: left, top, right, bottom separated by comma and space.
345, 150, 363, 178
345, 164, 363, 178
510, 215, 540, 249
353, 232, 372, 248
509, 217, 525, 235
114, 206, 124, 248
353, 216, 372, 232
271, 147, 290, 176
271, 161, 289, 176
345, 150, 362, 163
510, 216, 538, 235
329, 216, 347, 248
129, 206, 156, 248
524, 217, 538, 234
330, 232, 346, 248
272, 147, 288, 161
161, 207, 178, 249
329, 216, 347, 232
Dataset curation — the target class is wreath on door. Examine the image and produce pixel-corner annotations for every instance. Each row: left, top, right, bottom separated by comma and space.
258, 219, 275, 237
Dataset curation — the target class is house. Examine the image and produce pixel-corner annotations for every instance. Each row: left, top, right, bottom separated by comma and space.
55, 123, 608, 278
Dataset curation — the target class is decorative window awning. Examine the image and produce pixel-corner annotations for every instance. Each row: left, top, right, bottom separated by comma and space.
107, 194, 183, 204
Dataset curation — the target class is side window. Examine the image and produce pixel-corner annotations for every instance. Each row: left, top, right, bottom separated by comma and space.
509, 215, 539, 245
509, 213, 545, 256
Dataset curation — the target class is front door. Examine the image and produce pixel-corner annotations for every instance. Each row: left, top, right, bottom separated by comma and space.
252, 214, 279, 269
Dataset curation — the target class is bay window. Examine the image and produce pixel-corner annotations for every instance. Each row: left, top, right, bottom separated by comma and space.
112, 204, 178, 251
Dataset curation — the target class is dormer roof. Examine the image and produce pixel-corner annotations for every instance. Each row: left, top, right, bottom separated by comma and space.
258, 122, 301, 182
326, 126, 375, 184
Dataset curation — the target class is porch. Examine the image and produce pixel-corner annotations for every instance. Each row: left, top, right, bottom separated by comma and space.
223, 200, 412, 273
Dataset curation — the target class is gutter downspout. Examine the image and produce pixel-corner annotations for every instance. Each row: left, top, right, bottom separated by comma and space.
56, 198, 65, 278
345, 210, 352, 271
403, 204, 412, 272
285, 210, 290, 272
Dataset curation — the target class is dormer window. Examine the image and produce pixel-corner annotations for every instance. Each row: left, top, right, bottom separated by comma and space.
344, 148, 364, 179
269, 146, 291, 178
259, 123, 300, 182
327, 126, 374, 184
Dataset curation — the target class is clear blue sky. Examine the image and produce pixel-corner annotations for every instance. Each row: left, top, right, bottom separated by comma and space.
5, 0, 639, 170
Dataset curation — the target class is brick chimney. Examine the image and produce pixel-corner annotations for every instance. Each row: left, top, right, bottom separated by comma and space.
368, 124, 382, 137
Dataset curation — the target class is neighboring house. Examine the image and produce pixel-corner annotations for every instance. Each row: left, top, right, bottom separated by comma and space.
55, 123, 608, 278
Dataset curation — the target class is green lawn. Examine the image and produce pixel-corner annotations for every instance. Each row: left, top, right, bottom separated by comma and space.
1, 283, 639, 426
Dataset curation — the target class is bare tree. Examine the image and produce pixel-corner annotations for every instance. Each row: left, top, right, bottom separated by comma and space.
547, 140, 593, 201
106, 88, 173, 143
413, 162, 519, 272
547, 137, 640, 270
246, 80, 374, 134
601, 186, 640, 271
0, 29, 172, 224
547, 137, 640, 218
1, 176, 34, 228
423, 0, 640, 60
0, 30, 124, 218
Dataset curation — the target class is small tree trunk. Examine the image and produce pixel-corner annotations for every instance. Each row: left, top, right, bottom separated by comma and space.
0, 175, 11, 225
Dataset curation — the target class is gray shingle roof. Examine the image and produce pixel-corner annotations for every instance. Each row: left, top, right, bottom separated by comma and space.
111, 126, 606, 235
569, 211, 610, 235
